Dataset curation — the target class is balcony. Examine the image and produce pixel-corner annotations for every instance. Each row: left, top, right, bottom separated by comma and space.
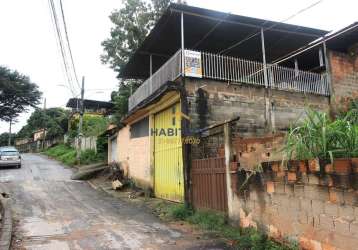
128, 49, 330, 111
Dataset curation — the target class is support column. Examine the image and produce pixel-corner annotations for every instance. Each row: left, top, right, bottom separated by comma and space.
180, 12, 191, 208
149, 54, 153, 93
181, 12, 185, 76
323, 42, 333, 98
261, 28, 272, 133
224, 122, 234, 216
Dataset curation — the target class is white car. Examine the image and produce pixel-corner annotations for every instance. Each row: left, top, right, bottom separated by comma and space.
0, 146, 21, 168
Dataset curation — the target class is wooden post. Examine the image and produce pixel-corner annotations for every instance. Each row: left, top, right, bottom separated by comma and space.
181, 12, 185, 76
224, 122, 234, 216
261, 28, 272, 132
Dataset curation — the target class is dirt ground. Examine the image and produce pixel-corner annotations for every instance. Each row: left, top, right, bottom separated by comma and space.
0, 153, 227, 250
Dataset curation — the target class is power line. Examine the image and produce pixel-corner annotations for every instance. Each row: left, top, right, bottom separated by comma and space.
59, 0, 80, 89
219, 0, 324, 55
48, 0, 75, 96
47, 0, 77, 96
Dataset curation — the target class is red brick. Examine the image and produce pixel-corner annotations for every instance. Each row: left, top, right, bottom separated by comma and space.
267, 181, 274, 194
308, 159, 320, 172
287, 172, 297, 182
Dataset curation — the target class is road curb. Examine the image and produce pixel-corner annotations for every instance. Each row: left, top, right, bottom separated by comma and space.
0, 194, 12, 250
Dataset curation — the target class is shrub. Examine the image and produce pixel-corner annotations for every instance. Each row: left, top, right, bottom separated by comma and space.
284, 108, 358, 161
80, 149, 105, 165
162, 204, 296, 249
168, 204, 193, 220
44, 144, 105, 166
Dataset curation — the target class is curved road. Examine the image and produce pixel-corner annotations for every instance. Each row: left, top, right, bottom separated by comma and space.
0, 154, 224, 250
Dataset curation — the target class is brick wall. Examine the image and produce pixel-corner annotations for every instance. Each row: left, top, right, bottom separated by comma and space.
329, 50, 358, 113
232, 162, 358, 250
116, 125, 151, 189
185, 78, 330, 136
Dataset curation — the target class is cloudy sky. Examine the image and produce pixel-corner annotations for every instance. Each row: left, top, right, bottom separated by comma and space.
0, 0, 357, 133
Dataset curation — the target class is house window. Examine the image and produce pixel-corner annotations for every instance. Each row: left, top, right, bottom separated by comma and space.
130, 117, 149, 138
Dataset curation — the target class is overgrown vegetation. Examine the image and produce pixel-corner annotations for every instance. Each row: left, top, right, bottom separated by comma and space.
284, 108, 358, 162
101, 0, 179, 124
156, 203, 297, 250
17, 108, 69, 140
68, 114, 109, 138
44, 144, 105, 166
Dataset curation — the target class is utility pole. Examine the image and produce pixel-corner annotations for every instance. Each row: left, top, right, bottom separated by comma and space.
8, 118, 12, 146
42, 98, 47, 150
76, 76, 85, 164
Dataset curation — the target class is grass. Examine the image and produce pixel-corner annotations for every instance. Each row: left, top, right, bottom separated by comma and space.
159, 204, 298, 250
44, 144, 105, 166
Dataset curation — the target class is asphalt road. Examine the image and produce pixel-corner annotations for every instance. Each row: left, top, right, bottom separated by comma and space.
0, 153, 224, 250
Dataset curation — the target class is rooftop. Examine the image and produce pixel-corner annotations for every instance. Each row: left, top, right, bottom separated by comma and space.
120, 3, 328, 79
66, 98, 114, 111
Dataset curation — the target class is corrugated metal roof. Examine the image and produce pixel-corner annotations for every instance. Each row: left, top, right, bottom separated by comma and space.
120, 3, 328, 78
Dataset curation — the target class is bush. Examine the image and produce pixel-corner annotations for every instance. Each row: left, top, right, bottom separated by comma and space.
44, 144, 105, 166
168, 204, 193, 220
187, 210, 226, 230
284, 108, 358, 161
80, 149, 105, 165
161, 204, 296, 249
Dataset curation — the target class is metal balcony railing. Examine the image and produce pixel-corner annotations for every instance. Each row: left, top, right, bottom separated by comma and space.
201, 52, 329, 96
128, 50, 182, 111
128, 49, 329, 111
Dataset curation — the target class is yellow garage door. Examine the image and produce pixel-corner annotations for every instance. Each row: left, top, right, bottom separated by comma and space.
154, 102, 184, 202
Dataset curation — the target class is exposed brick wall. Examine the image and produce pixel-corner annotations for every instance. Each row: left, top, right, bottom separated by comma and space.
116, 125, 151, 189
233, 162, 358, 250
329, 50, 358, 113
185, 78, 330, 136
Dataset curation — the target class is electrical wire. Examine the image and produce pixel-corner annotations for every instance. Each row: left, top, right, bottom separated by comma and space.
219, 0, 324, 55
48, 0, 77, 96
59, 0, 80, 89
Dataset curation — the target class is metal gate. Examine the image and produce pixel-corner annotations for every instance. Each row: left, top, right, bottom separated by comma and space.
154, 102, 184, 202
191, 157, 228, 213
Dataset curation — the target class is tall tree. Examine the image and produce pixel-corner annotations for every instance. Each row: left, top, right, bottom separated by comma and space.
17, 108, 69, 140
0, 133, 16, 147
101, 0, 174, 123
0, 66, 42, 122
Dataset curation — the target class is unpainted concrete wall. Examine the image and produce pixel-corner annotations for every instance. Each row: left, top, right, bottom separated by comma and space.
185, 78, 330, 136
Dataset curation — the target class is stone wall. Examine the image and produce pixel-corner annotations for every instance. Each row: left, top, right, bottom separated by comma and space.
231, 161, 358, 250
184, 78, 330, 136
329, 50, 358, 113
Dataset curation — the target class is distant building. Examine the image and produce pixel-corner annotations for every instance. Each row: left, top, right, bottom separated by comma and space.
33, 129, 46, 142
66, 98, 114, 115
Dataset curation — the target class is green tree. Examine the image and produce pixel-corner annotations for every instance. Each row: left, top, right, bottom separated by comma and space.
101, 0, 174, 123
17, 108, 70, 140
0, 133, 16, 147
69, 114, 109, 137
0, 66, 42, 122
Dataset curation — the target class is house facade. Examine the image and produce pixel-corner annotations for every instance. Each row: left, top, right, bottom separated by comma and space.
106, 5, 358, 248
107, 3, 339, 201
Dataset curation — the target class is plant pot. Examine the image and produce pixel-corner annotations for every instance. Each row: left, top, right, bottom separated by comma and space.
298, 160, 307, 173
333, 158, 352, 175
324, 163, 334, 174
288, 160, 299, 171
308, 158, 320, 172
351, 158, 358, 174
